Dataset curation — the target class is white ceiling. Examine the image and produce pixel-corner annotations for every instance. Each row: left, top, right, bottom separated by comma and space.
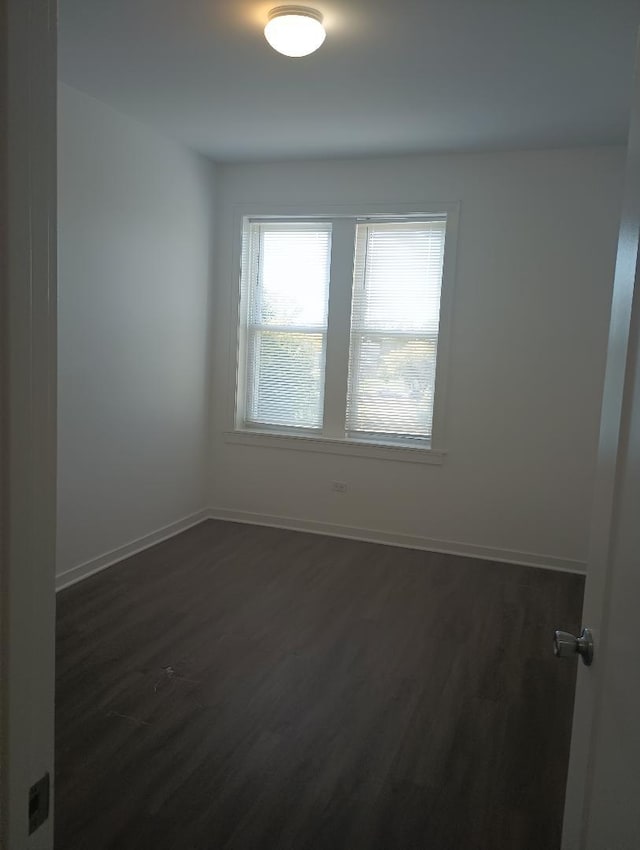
59, 0, 640, 162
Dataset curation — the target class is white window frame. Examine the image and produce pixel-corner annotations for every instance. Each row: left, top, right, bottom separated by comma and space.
224, 202, 459, 465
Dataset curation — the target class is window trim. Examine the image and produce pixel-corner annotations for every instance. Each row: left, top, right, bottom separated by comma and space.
223, 429, 447, 465
225, 201, 459, 463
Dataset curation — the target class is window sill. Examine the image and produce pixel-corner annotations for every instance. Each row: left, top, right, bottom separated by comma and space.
223, 429, 446, 465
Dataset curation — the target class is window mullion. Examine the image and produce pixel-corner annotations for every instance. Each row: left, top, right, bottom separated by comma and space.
322, 218, 356, 438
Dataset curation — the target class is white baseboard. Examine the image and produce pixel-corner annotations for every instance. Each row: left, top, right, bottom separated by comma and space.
205, 507, 587, 575
55, 509, 209, 591
55, 506, 587, 591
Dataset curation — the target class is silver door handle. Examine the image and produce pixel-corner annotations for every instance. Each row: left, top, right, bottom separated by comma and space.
553, 628, 594, 666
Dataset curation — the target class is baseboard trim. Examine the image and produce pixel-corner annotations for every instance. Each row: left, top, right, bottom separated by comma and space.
55, 510, 209, 591
205, 507, 587, 575
55, 506, 587, 589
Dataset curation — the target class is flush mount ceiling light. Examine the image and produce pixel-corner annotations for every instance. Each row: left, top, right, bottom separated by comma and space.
264, 6, 326, 57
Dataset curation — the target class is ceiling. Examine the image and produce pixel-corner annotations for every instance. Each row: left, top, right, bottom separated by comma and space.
59, 0, 640, 162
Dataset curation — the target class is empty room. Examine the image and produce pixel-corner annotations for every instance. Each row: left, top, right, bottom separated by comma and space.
43, 1, 640, 848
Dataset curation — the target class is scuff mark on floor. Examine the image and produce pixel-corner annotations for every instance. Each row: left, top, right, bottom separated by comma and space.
153, 664, 201, 693
106, 710, 150, 727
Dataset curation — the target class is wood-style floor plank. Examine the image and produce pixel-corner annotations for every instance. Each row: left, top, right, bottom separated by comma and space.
55, 520, 584, 850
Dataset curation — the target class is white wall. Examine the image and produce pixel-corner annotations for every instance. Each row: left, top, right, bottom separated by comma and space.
210, 148, 624, 571
57, 84, 215, 579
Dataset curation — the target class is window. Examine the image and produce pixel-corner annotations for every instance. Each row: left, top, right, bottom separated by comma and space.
232, 208, 455, 462
244, 222, 331, 429
346, 221, 445, 441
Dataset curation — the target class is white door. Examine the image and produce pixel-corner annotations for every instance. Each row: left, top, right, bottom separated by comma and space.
561, 37, 640, 850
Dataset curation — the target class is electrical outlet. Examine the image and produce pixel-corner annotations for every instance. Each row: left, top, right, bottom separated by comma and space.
331, 481, 347, 494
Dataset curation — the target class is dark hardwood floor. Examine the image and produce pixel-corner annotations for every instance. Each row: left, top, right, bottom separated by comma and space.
55, 520, 584, 850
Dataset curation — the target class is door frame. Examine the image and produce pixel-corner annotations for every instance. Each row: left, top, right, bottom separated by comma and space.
1, 0, 57, 848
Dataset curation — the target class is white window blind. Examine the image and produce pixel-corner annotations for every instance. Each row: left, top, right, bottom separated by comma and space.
244, 222, 332, 429
346, 220, 446, 440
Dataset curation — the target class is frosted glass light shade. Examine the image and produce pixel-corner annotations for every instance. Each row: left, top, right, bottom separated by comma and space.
264, 6, 326, 57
